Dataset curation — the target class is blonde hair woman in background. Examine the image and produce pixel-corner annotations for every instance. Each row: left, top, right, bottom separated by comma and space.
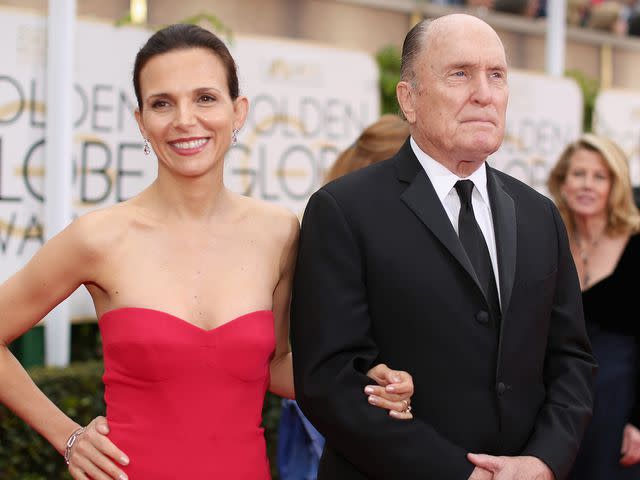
548, 133, 640, 480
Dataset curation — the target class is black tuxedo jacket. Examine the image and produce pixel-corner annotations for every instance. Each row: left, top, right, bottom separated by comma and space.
291, 140, 596, 480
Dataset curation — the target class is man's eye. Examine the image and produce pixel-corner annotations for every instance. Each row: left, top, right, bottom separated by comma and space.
151, 100, 168, 109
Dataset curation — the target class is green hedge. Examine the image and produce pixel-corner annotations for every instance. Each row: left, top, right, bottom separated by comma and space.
0, 361, 283, 479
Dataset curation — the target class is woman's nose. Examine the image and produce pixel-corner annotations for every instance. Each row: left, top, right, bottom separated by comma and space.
173, 104, 196, 128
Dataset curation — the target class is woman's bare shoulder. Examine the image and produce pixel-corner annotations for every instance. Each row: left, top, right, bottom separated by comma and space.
66, 201, 144, 258
235, 194, 300, 241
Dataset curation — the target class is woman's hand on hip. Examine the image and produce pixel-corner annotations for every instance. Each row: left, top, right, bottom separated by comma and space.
66, 416, 130, 480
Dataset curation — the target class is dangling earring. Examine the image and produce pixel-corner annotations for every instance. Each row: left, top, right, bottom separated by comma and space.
232, 128, 239, 146
143, 138, 151, 155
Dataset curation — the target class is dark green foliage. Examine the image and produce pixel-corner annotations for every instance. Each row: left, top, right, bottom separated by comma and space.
263, 392, 283, 479
565, 69, 599, 133
375, 44, 402, 115
0, 361, 105, 480
69, 323, 102, 362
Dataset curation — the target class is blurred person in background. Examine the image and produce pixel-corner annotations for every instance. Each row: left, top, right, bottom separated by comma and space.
548, 133, 640, 479
277, 113, 409, 480
0, 24, 415, 480
492, 0, 542, 17
324, 114, 410, 183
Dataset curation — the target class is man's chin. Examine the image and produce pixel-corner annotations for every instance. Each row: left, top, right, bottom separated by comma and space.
460, 140, 501, 160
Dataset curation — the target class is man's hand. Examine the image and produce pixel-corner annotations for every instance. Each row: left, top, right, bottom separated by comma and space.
469, 466, 494, 479
621, 423, 640, 466
467, 453, 554, 480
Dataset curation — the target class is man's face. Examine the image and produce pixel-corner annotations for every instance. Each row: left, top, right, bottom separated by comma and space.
402, 18, 509, 170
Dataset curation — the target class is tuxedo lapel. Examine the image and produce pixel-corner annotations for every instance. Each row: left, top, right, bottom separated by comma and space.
486, 167, 516, 323
395, 143, 485, 295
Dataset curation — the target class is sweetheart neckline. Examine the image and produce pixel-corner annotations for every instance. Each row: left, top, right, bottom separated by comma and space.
98, 307, 273, 333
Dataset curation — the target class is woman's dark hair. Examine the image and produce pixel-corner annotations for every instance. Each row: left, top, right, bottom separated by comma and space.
133, 24, 239, 110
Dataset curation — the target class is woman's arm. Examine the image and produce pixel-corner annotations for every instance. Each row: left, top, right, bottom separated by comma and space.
268, 213, 299, 399
268, 214, 414, 416
0, 214, 128, 479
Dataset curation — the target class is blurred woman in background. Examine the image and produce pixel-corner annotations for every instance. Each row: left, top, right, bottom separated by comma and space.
548, 132, 640, 479
324, 113, 410, 183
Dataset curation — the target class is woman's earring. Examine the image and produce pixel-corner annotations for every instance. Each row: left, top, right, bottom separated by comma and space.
143, 138, 151, 155
232, 128, 239, 146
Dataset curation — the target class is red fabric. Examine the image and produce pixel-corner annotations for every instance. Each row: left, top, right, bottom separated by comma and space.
98, 307, 275, 479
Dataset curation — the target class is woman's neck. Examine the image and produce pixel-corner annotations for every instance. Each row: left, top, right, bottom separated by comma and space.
146, 167, 230, 222
572, 214, 608, 245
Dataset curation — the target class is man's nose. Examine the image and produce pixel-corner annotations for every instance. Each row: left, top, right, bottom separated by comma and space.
471, 75, 493, 105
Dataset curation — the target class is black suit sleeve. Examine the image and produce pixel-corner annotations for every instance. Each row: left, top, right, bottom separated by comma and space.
521, 200, 597, 480
291, 188, 475, 480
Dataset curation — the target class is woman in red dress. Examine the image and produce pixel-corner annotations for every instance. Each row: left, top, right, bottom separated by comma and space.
0, 24, 413, 479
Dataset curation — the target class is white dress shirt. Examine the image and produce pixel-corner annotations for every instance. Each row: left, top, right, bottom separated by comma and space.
410, 137, 501, 304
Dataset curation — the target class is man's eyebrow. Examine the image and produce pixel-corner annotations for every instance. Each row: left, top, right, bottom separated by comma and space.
444, 62, 476, 71
443, 61, 507, 71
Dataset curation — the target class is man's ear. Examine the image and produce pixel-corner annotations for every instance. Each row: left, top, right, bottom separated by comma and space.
396, 81, 417, 124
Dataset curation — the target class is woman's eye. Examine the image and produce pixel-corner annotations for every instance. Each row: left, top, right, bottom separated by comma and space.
199, 94, 216, 103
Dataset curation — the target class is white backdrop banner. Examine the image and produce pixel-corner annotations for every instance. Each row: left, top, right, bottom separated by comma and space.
593, 88, 640, 185
0, 8, 379, 319
0, 9, 586, 321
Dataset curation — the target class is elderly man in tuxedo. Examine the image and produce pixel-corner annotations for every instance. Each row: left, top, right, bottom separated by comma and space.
291, 13, 596, 480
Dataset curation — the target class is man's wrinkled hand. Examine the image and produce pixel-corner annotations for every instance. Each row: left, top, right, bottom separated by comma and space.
467, 453, 554, 480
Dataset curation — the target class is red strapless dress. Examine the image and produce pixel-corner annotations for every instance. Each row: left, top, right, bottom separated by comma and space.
98, 307, 275, 479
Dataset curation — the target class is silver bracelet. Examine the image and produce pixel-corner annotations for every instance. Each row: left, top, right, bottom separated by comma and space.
64, 427, 86, 465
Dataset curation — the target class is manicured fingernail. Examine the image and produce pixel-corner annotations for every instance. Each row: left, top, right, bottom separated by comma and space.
120, 456, 129, 465
368, 395, 378, 405
386, 385, 396, 392
364, 386, 374, 394
392, 375, 401, 383
119, 474, 128, 480
389, 410, 399, 417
